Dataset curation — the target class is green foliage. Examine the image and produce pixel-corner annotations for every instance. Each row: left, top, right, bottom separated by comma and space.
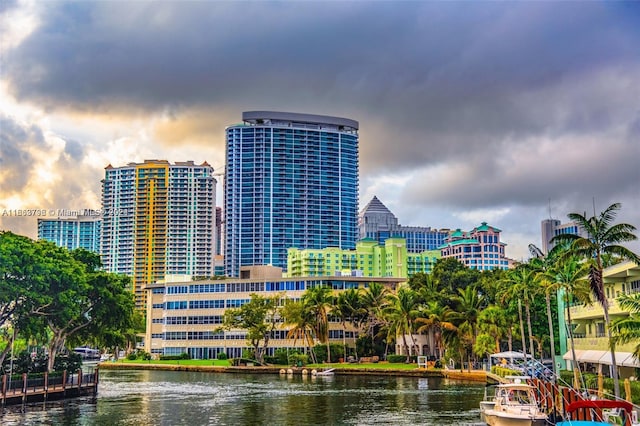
159, 353, 191, 360
216, 352, 228, 360
53, 352, 83, 372
288, 353, 309, 366
386, 354, 408, 363
126, 352, 137, 360
313, 344, 344, 363
221, 293, 279, 364
491, 366, 522, 377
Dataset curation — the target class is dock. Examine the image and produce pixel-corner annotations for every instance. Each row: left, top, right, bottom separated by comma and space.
1, 369, 98, 407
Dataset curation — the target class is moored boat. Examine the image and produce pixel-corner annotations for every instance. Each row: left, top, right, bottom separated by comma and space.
480, 382, 548, 426
555, 399, 639, 426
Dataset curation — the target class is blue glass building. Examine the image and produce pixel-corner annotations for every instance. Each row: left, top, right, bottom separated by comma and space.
224, 111, 359, 277
38, 214, 101, 253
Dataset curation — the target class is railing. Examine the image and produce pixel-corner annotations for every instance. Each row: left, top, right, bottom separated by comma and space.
1, 369, 99, 406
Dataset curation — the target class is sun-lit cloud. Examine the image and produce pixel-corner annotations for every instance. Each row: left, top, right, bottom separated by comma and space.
1, 1, 639, 260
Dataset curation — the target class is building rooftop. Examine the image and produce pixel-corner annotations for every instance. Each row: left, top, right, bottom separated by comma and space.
241, 111, 359, 131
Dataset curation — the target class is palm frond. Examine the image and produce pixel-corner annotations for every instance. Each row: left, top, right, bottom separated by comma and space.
588, 265, 606, 308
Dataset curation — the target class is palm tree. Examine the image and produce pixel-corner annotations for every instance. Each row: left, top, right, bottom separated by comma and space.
500, 265, 539, 359
281, 299, 317, 364
452, 285, 486, 366
415, 300, 458, 359
477, 305, 509, 353
552, 202, 640, 397
334, 288, 364, 360
361, 282, 389, 349
383, 287, 419, 362
611, 293, 640, 361
303, 285, 335, 363
542, 257, 591, 386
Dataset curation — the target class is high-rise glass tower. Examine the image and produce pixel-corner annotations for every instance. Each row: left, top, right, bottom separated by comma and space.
101, 160, 216, 308
224, 111, 359, 277
38, 214, 101, 253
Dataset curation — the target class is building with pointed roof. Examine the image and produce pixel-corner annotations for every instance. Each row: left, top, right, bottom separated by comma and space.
358, 196, 449, 252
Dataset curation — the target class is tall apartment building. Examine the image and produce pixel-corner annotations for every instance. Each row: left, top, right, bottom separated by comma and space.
541, 218, 587, 254
359, 196, 449, 252
224, 111, 359, 277
101, 160, 216, 308
287, 238, 440, 278
37, 213, 101, 252
438, 222, 509, 270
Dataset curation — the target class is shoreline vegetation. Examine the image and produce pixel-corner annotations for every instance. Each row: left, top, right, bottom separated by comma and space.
97, 360, 488, 381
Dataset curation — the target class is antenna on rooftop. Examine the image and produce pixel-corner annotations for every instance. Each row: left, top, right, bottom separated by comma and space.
548, 198, 552, 219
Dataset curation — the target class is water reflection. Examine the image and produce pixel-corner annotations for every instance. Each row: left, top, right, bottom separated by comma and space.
1, 370, 486, 425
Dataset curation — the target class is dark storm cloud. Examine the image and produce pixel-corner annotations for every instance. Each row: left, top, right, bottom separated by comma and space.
6, 2, 640, 167
4, 1, 640, 248
0, 114, 46, 191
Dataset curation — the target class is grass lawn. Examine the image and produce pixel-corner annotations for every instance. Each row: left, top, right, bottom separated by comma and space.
308, 362, 421, 370
110, 358, 425, 370
115, 358, 231, 367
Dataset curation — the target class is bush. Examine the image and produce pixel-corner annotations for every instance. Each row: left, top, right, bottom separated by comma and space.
54, 352, 83, 373
216, 352, 228, 360
386, 354, 417, 363
313, 344, 344, 363
491, 366, 522, 377
142, 352, 152, 361
289, 353, 309, 366
126, 352, 138, 361
159, 353, 191, 361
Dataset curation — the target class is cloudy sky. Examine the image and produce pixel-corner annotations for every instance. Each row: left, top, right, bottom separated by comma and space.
1, 1, 639, 260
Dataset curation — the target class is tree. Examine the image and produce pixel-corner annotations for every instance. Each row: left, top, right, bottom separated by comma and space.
415, 300, 457, 359
611, 293, 640, 361
542, 256, 591, 385
383, 287, 419, 362
303, 286, 335, 363
282, 299, 317, 364
221, 293, 279, 364
361, 282, 389, 351
431, 258, 480, 297
500, 265, 539, 358
0, 232, 48, 365
552, 202, 640, 397
28, 245, 136, 372
477, 306, 509, 353
334, 288, 365, 359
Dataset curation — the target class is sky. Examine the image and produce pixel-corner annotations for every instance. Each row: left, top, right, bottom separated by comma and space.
1, 1, 639, 261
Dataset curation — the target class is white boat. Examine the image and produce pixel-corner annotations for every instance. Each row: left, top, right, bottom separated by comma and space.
480, 382, 548, 426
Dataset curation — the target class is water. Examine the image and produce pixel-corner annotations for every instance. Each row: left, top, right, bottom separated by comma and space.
1, 369, 486, 425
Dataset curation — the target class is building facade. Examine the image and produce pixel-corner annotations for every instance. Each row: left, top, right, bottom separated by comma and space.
37, 213, 101, 252
541, 218, 588, 255
438, 222, 509, 270
559, 261, 640, 378
101, 160, 216, 308
224, 111, 359, 277
358, 196, 449, 252
144, 269, 403, 359
287, 237, 440, 278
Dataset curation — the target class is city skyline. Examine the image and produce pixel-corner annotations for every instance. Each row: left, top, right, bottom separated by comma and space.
1, 1, 639, 261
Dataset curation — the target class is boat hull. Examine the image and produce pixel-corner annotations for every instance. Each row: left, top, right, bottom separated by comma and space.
483, 411, 548, 426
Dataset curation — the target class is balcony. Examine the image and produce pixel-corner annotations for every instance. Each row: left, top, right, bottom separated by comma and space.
570, 336, 638, 353
569, 298, 632, 320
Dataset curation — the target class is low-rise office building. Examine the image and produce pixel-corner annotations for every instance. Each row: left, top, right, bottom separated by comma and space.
144, 266, 404, 359
287, 238, 440, 278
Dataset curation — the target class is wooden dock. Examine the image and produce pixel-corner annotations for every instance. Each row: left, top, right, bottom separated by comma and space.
1, 369, 98, 407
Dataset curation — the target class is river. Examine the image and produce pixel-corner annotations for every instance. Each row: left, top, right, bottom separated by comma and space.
1, 369, 486, 425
